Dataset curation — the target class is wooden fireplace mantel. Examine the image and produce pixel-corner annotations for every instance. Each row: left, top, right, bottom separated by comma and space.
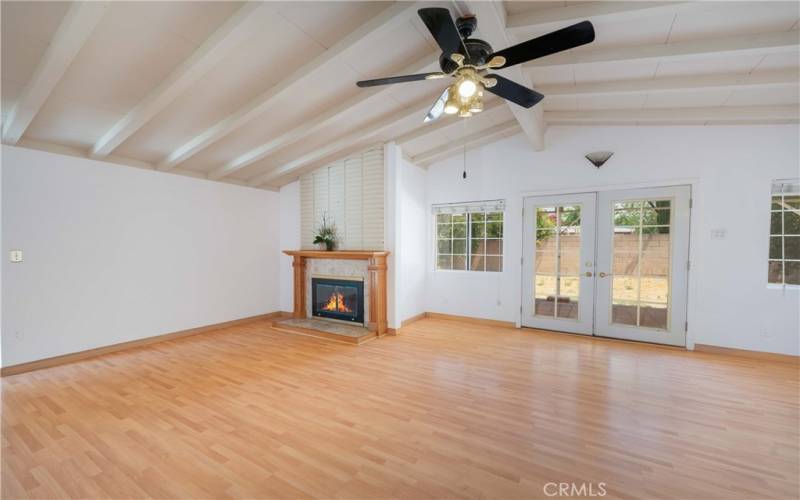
283, 250, 390, 336
283, 250, 389, 260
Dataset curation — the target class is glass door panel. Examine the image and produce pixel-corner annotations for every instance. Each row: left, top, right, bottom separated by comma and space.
595, 186, 690, 346
522, 194, 596, 335
609, 201, 672, 329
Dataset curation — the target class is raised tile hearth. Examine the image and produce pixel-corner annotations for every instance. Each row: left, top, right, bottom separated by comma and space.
271, 318, 376, 345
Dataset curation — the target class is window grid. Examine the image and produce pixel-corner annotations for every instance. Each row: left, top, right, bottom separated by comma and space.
436, 211, 503, 272
768, 187, 800, 285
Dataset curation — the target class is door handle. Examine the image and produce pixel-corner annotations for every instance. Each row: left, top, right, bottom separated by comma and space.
584, 271, 593, 277
598, 272, 608, 278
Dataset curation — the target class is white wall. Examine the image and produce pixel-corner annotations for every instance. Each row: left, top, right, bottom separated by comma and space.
279, 181, 300, 313
0, 155, 3, 368
396, 154, 427, 323
425, 125, 800, 356
386, 143, 428, 327
2, 146, 281, 366
385, 143, 399, 328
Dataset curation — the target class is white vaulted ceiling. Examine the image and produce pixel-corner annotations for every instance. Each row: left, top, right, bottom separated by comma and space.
2, 1, 798, 188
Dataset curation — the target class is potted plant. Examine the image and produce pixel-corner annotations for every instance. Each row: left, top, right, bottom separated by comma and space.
313, 213, 338, 251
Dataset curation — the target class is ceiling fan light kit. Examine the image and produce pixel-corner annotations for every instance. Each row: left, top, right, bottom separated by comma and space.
356, 8, 595, 123
457, 77, 477, 98
444, 89, 460, 115
468, 99, 483, 114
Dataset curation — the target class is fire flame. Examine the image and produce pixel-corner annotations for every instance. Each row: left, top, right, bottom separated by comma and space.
321, 291, 352, 313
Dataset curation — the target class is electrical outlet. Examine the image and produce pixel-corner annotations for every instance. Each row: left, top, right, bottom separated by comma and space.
9, 249, 22, 263
14, 331, 22, 340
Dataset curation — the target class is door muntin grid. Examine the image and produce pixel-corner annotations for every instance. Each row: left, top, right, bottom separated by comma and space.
534, 205, 582, 320
609, 198, 672, 330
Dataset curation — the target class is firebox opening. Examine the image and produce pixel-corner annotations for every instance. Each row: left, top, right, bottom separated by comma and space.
311, 277, 365, 325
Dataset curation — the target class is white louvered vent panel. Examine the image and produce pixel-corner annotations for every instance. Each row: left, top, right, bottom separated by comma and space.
312, 169, 329, 239
300, 174, 314, 249
299, 145, 385, 250
328, 161, 346, 243
361, 147, 385, 250
344, 156, 363, 250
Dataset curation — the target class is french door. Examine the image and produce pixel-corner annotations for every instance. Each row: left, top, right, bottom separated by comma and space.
521, 193, 597, 335
522, 186, 691, 346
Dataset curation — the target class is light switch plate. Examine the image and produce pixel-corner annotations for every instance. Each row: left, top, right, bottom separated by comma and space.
9, 250, 22, 263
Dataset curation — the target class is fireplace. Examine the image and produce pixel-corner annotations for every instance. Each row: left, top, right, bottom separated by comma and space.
311, 277, 364, 324
285, 250, 388, 335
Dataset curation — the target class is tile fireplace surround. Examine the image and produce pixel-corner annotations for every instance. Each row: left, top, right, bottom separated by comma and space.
283, 250, 390, 336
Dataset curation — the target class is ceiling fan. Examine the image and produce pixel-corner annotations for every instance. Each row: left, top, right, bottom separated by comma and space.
356, 8, 595, 122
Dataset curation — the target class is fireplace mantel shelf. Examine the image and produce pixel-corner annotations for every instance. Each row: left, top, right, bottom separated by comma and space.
283, 250, 389, 260
283, 249, 390, 336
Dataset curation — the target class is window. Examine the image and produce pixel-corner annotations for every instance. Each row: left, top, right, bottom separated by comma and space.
434, 200, 504, 272
769, 180, 800, 285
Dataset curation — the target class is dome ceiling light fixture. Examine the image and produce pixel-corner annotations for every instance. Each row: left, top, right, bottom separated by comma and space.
356, 8, 595, 123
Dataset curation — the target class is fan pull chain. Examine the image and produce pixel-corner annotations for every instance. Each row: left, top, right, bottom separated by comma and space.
462, 144, 466, 179
462, 119, 467, 179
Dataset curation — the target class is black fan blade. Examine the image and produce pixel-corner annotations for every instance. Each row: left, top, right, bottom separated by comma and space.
357, 72, 445, 88
485, 75, 544, 108
417, 7, 467, 59
490, 21, 595, 68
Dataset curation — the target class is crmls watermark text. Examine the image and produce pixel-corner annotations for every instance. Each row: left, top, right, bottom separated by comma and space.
543, 482, 607, 497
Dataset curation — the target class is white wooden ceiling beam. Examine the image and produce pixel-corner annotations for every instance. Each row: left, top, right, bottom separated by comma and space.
412, 120, 521, 166
90, 2, 271, 158
248, 96, 437, 187
208, 50, 440, 180
394, 98, 505, 145
537, 69, 800, 97
158, 2, 419, 172
463, 1, 545, 151
545, 105, 800, 124
525, 30, 800, 69
2, 2, 108, 145
507, 2, 697, 33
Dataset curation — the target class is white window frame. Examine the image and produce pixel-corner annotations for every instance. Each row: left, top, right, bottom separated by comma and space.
433, 200, 505, 273
768, 179, 800, 288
